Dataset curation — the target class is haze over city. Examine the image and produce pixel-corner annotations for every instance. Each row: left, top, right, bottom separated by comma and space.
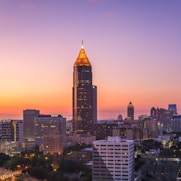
0, 0, 181, 120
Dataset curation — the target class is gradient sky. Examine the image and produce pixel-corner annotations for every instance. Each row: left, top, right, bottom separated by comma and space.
0, 0, 181, 120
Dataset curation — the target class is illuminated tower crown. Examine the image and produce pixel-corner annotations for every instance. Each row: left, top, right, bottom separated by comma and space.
74, 44, 91, 66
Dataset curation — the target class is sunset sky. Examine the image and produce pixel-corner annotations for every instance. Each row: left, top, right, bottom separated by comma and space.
0, 0, 181, 120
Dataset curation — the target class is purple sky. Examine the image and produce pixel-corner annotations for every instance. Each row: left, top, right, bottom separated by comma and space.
0, 0, 181, 120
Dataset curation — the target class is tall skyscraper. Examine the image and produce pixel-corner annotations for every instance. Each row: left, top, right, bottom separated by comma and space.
127, 102, 134, 120
23, 109, 40, 141
92, 137, 134, 181
72, 43, 97, 134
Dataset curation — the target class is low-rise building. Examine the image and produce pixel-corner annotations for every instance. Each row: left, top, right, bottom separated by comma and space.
92, 136, 134, 181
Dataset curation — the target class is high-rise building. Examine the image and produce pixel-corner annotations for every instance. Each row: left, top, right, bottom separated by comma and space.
150, 107, 157, 119
158, 108, 173, 132
1, 120, 23, 142
72, 44, 97, 134
92, 136, 134, 181
34, 114, 66, 150
143, 118, 158, 138
127, 102, 134, 120
0, 122, 2, 138
23, 109, 40, 141
92, 85, 97, 124
168, 104, 177, 114
171, 114, 181, 132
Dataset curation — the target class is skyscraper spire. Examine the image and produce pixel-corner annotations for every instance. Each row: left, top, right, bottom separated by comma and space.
81, 40, 84, 49
74, 42, 91, 66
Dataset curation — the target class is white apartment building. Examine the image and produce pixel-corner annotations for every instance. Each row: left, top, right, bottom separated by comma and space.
92, 136, 134, 181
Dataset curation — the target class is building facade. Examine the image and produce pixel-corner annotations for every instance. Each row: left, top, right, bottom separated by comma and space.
23, 109, 40, 141
93, 123, 117, 140
72, 44, 97, 134
1, 120, 23, 142
43, 134, 64, 155
143, 119, 158, 138
92, 137, 134, 181
150, 107, 157, 119
34, 114, 66, 153
171, 114, 181, 132
168, 104, 177, 114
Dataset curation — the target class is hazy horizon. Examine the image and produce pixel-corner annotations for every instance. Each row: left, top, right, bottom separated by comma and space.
0, 0, 181, 120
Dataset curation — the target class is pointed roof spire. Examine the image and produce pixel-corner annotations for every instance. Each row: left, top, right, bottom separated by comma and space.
74, 41, 91, 66
128, 102, 134, 108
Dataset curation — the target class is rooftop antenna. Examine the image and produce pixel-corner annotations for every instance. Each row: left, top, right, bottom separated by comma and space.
81, 40, 84, 48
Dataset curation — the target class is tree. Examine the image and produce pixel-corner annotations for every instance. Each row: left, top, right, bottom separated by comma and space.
0, 153, 10, 167
28, 167, 50, 180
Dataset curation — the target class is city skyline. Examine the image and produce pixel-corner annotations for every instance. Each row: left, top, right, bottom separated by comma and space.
0, 0, 181, 120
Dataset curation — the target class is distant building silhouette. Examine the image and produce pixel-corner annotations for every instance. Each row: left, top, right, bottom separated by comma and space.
127, 102, 134, 120
172, 114, 181, 132
158, 108, 173, 133
72, 43, 97, 134
23, 109, 40, 141
117, 114, 123, 121
168, 104, 177, 114
150, 107, 157, 119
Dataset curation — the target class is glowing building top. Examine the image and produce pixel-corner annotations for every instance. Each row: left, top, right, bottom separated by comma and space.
74, 42, 91, 67
128, 102, 134, 108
